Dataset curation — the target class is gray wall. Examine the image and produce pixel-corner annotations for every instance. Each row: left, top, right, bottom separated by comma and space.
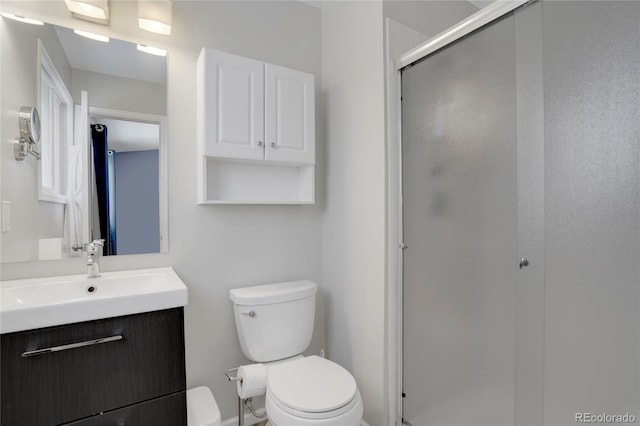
114, 149, 160, 255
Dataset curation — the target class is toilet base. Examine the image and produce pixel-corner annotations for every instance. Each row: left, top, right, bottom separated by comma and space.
265, 388, 363, 426
266, 420, 367, 426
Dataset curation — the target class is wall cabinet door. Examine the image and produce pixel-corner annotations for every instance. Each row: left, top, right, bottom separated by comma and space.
264, 63, 315, 164
198, 49, 264, 161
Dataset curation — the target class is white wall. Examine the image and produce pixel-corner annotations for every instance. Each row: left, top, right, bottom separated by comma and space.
384, 0, 478, 37
71, 69, 166, 115
321, 2, 387, 424
167, 2, 323, 420
0, 1, 323, 421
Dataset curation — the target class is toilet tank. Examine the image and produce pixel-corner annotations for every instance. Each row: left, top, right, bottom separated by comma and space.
229, 280, 317, 363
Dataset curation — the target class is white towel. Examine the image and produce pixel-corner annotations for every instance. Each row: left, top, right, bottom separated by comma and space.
63, 145, 83, 256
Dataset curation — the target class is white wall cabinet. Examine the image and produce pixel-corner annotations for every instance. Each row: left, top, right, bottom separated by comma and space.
197, 48, 315, 204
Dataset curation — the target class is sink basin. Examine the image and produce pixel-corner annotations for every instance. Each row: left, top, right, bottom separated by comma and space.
1, 267, 188, 333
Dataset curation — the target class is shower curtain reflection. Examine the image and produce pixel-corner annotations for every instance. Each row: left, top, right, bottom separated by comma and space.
90, 124, 117, 256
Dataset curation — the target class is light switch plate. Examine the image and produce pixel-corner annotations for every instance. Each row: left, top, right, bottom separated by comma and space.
2, 201, 11, 232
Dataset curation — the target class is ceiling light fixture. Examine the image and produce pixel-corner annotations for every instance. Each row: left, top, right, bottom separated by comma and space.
73, 29, 109, 42
137, 44, 167, 57
138, 0, 172, 35
0, 12, 44, 25
64, 0, 109, 25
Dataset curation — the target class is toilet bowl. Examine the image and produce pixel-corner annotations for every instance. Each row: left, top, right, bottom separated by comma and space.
187, 387, 221, 426
264, 356, 363, 426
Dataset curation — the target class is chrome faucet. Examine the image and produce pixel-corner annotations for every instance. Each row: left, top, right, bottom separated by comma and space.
86, 239, 105, 278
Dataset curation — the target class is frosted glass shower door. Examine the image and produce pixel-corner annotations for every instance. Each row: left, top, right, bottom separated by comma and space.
401, 14, 518, 426
401, 2, 640, 425
541, 2, 640, 424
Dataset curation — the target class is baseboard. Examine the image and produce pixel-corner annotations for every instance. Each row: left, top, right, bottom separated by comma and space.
221, 411, 370, 426
221, 416, 370, 426
221, 412, 267, 426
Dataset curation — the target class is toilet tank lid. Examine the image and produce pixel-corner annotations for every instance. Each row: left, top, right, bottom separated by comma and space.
229, 280, 317, 305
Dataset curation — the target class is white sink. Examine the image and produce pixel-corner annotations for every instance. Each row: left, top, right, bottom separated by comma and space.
0, 267, 188, 333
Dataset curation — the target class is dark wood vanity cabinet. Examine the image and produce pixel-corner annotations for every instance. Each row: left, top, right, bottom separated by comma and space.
1, 308, 187, 426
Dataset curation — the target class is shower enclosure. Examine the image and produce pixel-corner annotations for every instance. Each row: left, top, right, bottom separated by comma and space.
400, 1, 639, 425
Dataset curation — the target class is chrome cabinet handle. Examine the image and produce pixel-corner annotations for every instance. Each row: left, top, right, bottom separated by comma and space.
241, 311, 256, 318
21, 335, 123, 358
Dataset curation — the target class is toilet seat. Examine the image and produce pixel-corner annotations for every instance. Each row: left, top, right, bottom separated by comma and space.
266, 355, 359, 419
267, 387, 361, 420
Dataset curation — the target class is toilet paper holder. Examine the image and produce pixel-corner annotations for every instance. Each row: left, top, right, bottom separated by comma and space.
225, 367, 247, 426
225, 367, 241, 382
225, 366, 268, 426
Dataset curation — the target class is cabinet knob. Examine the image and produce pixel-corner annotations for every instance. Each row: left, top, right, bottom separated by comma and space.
257, 141, 263, 147
270, 142, 276, 148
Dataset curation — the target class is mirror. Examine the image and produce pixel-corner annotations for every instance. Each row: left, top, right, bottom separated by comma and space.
0, 17, 167, 262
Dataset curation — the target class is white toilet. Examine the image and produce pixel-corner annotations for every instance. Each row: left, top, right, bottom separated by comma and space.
230, 280, 364, 426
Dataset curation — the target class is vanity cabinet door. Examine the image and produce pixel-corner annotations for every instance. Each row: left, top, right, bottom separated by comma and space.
264, 63, 315, 165
1, 308, 186, 426
62, 391, 186, 426
197, 48, 265, 161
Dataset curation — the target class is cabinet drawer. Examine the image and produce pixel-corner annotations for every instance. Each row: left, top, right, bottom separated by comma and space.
62, 391, 186, 426
1, 308, 186, 426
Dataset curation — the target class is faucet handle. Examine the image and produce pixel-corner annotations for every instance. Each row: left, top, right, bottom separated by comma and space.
86, 239, 105, 255
91, 239, 105, 247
